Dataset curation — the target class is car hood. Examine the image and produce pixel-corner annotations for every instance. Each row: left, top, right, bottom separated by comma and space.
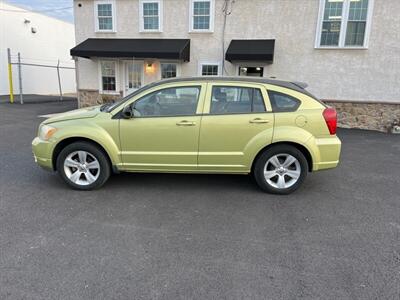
41, 106, 101, 124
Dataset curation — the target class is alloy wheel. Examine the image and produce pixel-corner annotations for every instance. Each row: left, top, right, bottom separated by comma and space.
63, 151, 100, 186
264, 153, 301, 189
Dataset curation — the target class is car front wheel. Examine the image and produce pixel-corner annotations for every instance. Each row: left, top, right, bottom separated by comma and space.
253, 145, 308, 195
56, 142, 110, 190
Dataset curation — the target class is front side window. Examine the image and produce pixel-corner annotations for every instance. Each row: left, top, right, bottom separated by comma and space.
191, 0, 214, 31
100, 61, 116, 92
96, 2, 114, 31
317, 0, 372, 48
268, 91, 301, 112
201, 64, 219, 76
210, 86, 266, 114
161, 63, 177, 79
141, 0, 162, 31
133, 86, 201, 117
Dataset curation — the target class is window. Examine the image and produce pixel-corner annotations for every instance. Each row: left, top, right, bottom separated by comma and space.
268, 91, 301, 112
200, 62, 220, 76
316, 0, 373, 48
161, 63, 178, 79
95, 1, 115, 32
100, 61, 117, 92
140, 0, 162, 32
210, 86, 266, 114
190, 0, 214, 32
133, 86, 201, 117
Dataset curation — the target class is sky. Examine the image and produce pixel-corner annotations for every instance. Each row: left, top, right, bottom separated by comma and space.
5, 0, 74, 23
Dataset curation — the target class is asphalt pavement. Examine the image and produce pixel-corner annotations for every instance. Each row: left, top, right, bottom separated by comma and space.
0, 101, 399, 299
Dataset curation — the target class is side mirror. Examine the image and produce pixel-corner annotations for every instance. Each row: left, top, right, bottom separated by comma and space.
121, 105, 133, 119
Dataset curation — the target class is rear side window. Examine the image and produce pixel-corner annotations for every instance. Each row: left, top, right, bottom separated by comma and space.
268, 91, 301, 112
210, 86, 266, 114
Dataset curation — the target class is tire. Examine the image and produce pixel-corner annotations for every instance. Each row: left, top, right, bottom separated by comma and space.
253, 145, 308, 195
56, 142, 110, 190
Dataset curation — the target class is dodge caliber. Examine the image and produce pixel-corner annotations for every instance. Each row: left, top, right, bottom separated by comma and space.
32, 77, 341, 194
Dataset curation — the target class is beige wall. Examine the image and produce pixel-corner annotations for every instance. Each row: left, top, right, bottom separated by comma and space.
73, 0, 400, 102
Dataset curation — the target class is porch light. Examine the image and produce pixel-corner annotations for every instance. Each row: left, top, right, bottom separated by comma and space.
145, 63, 155, 74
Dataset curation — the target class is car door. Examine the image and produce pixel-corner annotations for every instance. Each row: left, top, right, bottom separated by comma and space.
198, 82, 274, 172
119, 83, 206, 171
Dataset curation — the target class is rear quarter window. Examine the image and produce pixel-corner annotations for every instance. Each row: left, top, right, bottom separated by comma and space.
268, 91, 301, 112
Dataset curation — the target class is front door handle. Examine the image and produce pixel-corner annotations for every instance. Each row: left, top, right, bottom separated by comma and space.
249, 118, 270, 124
176, 120, 196, 126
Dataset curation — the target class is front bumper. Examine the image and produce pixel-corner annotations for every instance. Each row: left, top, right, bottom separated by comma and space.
32, 137, 53, 171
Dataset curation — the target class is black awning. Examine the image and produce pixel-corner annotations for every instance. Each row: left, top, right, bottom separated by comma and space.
225, 39, 275, 63
70, 38, 191, 61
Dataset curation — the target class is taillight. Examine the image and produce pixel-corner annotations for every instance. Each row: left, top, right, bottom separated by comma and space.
323, 108, 337, 135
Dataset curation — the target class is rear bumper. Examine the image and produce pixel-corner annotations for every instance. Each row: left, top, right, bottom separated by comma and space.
309, 135, 341, 171
32, 137, 53, 170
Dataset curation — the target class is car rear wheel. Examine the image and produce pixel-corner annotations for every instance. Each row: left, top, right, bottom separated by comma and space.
56, 142, 110, 190
253, 145, 308, 195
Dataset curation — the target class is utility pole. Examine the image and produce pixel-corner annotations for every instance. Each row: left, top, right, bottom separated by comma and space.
7, 48, 14, 103
17, 52, 24, 104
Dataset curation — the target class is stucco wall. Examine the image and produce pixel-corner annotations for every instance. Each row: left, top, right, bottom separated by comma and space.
0, 3, 76, 95
73, 0, 400, 103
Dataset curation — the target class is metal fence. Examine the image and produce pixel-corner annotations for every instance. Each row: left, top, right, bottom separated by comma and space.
6, 48, 75, 104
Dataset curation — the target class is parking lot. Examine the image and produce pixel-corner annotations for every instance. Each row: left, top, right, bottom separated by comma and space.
1, 101, 399, 299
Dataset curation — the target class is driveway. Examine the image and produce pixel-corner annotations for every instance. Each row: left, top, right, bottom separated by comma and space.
1, 101, 399, 299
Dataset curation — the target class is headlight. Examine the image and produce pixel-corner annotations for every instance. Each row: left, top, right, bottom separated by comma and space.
39, 125, 57, 141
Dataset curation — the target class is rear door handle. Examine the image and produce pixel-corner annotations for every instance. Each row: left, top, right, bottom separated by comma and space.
176, 120, 196, 126
249, 118, 270, 124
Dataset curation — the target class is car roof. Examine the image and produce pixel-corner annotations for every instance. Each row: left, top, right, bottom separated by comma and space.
107, 76, 317, 113
153, 76, 315, 98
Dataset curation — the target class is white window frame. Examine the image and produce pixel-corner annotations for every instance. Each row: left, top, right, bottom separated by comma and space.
98, 60, 119, 94
189, 0, 215, 33
94, 0, 116, 33
159, 62, 180, 79
315, 0, 374, 49
139, 0, 163, 32
198, 61, 221, 76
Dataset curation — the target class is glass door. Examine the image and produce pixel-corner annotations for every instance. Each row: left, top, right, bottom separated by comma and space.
125, 61, 143, 95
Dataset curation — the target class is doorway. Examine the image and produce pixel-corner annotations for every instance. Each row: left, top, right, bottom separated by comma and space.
124, 61, 144, 96
238, 67, 264, 77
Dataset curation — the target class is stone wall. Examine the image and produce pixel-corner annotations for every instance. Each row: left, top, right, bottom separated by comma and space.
323, 100, 400, 133
78, 89, 122, 108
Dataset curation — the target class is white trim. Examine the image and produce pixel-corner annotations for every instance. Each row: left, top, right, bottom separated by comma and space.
94, 0, 116, 33
139, 0, 163, 33
159, 62, 181, 79
315, 0, 374, 49
198, 61, 221, 76
189, 0, 215, 33
98, 60, 120, 94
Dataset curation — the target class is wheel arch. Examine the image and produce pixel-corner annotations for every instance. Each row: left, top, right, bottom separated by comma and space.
52, 137, 115, 172
251, 141, 313, 173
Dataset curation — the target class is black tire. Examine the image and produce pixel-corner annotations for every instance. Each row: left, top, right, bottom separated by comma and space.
253, 145, 308, 195
56, 142, 110, 190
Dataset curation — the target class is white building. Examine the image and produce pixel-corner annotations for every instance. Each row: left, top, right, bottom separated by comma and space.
0, 2, 76, 96
71, 0, 400, 131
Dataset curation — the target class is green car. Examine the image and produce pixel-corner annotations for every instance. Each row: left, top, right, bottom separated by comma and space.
32, 77, 341, 194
